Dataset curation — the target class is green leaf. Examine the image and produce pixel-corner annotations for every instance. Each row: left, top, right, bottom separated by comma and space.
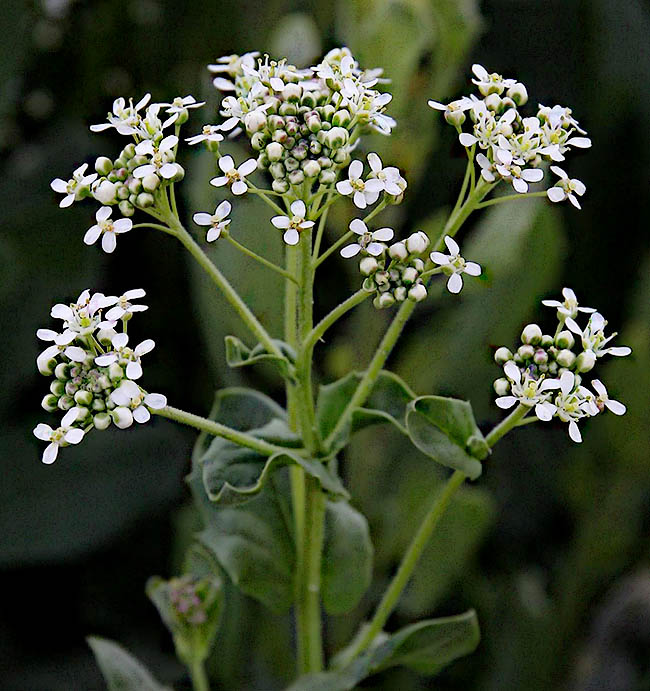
286, 610, 480, 690
316, 370, 416, 451
322, 500, 373, 615
201, 422, 349, 506
405, 395, 488, 480
188, 389, 295, 612
224, 335, 296, 381
87, 636, 169, 691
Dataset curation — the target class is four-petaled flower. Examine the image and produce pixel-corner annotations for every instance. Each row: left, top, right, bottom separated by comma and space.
496, 361, 561, 420
493, 149, 544, 193
546, 166, 586, 209
36, 329, 87, 368
95, 332, 155, 380
336, 160, 384, 209
340, 219, 393, 258
185, 125, 225, 146
50, 164, 97, 208
133, 135, 179, 179
367, 153, 407, 196
430, 236, 481, 294
471, 64, 516, 96
110, 379, 167, 423
84, 207, 133, 254
90, 94, 151, 135
553, 371, 595, 443
105, 289, 148, 321
565, 312, 632, 358
210, 155, 257, 195
541, 287, 595, 320
33, 408, 84, 464
193, 201, 232, 242
591, 379, 626, 416
271, 200, 315, 246
160, 95, 205, 125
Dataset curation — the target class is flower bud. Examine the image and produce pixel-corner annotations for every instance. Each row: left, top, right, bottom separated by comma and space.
326, 127, 349, 149
540, 334, 554, 348
94, 412, 112, 430
118, 200, 134, 217
555, 330, 575, 350
493, 377, 511, 396
375, 292, 395, 309
272, 179, 290, 194
92, 398, 106, 412
302, 160, 321, 178
402, 267, 418, 284
95, 156, 113, 176
332, 109, 351, 127
406, 231, 429, 255
278, 102, 297, 116
250, 132, 267, 151
332, 149, 349, 165
484, 93, 501, 111
37, 352, 57, 376
54, 362, 70, 381
394, 286, 407, 302
170, 164, 185, 182
108, 362, 124, 381
575, 350, 596, 373
285, 156, 299, 172
244, 110, 267, 133
555, 349, 576, 368
74, 389, 94, 407
444, 109, 466, 127
58, 394, 75, 411
111, 406, 134, 429
319, 169, 336, 185
142, 174, 160, 193
493, 347, 512, 365
521, 323, 542, 345
359, 257, 379, 276
388, 242, 408, 261
533, 349, 548, 365
507, 82, 528, 106
136, 192, 155, 208
288, 169, 305, 186
94, 180, 118, 205
317, 155, 332, 169
41, 394, 60, 412
266, 142, 284, 162
282, 83, 302, 102
408, 283, 427, 302
412, 258, 424, 272
517, 344, 535, 360
97, 374, 111, 390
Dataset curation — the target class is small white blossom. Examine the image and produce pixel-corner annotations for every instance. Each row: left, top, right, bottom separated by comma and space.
50, 163, 97, 208
210, 155, 257, 195
542, 287, 596, 320
208, 51, 260, 91
546, 166, 586, 209
93, 180, 118, 205
459, 107, 516, 149
428, 96, 475, 117
270, 200, 315, 246
36, 329, 86, 369
565, 312, 632, 358
554, 371, 595, 443
496, 361, 561, 420
493, 148, 544, 193
95, 332, 155, 380
185, 125, 225, 146
105, 289, 148, 321
367, 153, 407, 196
84, 207, 132, 254
193, 201, 232, 242
110, 379, 167, 423
50, 289, 114, 336
160, 95, 205, 125
340, 219, 393, 258
33, 408, 84, 464
336, 160, 384, 209
133, 135, 179, 179
90, 94, 151, 135
591, 379, 626, 416
471, 64, 517, 96
430, 236, 481, 294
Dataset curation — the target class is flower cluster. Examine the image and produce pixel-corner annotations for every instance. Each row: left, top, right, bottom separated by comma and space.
33, 289, 166, 463
203, 49, 397, 195
430, 64, 590, 203
493, 289, 630, 442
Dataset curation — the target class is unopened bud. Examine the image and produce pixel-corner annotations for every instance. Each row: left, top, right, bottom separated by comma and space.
244, 110, 267, 133
266, 142, 284, 162
136, 192, 155, 208
394, 286, 407, 302
54, 362, 70, 381
326, 127, 349, 149
555, 330, 575, 350
533, 349, 548, 365
318, 169, 336, 185
108, 362, 124, 381
575, 350, 596, 373
540, 334, 554, 348
94, 412, 112, 430
94, 180, 118, 205
375, 292, 395, 309
494, 347, 513, 365
389, 242, 408, 261
484, 93, 501, 111
302, 160, 321, 178
37, 352, 57, 376
41, 394, 60, 412
288, 169, 305, 185
517, 344, 535, 360
406, 231, 429, 255
119, 200, 135, 217
556, 349, 576, 368
111, 406, 134, 429
142, 174, 160, 193
444, 109, 466, 127
493, 378, 511, 396
521, 323, 542, 345
95, 157, 113, 176
507, 82, 528, 106
74, 390, 93, 406
408, 283, 427, 302
359, 257, 379, 276
272, 179, 290, 194
402, 267, 418, 284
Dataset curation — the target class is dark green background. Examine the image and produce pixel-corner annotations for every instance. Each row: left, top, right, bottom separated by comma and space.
1, 0, 649, 689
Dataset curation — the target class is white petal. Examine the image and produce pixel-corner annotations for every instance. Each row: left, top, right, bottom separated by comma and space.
547, 187, 566, 203
495, 396, 517, 410
133, 406, 151, 423
159, 134, 178, 151
272, 215, 290, 229
37, 329, 58, 342
50, 178, 68, 193
512, 177, 528, 194
364, 179, 384, 194
113, 219, 132, 233
565, 318, 583, 335
60, 194, 75, 208
299, 220, 315, 229
605, 399, 626, 415
160, 163, 178, 179
206, 227, 221, 242
472, 64, 489, 81
340, 244, 361, 258
83, 226, 102, 246
573, 179, 587, 196
590, 379, 606, 397
504, 361, 522, 384
447, 272, 463, 294
231, 180, 247, 195
353, 191, 367, 209
366, 242, 385, 256
539, 378, 561, 391
464, 261, 481, 276
568, 137, 591, 149
215, 200, 231, 219
568, 194, 582, 210
64, 428, 84, 444
560, 370, 575, 396
193, 213, 213, 226
65, 346, 87, 362
135, 140, 155, 156
367, 152, 382, 172
541, 299, 563, 308
219, 155, 234, 173
42, 443, 59, 464
444, 236, 460, 255
135, 338, 155, 355
290, 200, 306, 217
606, 346, 632, 357
568, 421, 582, 443
550, 165, 567, 179
535, 402, 556, 421
427, 100, 447, 111
283, 228, 300, 246
95, 353, 117, 366
210, 176, 228, 188
459, 133, 477, 147
126, 361, 143, 379
430, 251, 449, 265
522, 168, 544, 182
144, 393, 167, 409
349, 219, 367, 236
349, 160, 363, 180
61, 407, 80, 427
372, 227, 394, 242
238, 158, 258, 177
34, 423, 54, 441
51, 304, 74, 321
336, 180, 353, 196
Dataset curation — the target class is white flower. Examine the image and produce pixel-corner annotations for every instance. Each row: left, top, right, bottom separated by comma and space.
133, 135, 179, 179
193, 201, 232, 242
270, 200, 315, 246
104, 289, 148, 321
367, 153, 407, 196
50, 289, 114, 336
110, 379, 167, 423
94, 332, 155, 380
336, 160, 384, 209
430, 236, 481, 294
565, 312, 632, 358
185, 125, 225, 146
554, 371, 595, 443
428, 96, 475, 116
50, 163, 97, 208
496, 361, 561, 420
459, 108, 516, 149
546, 166, 586, 209
492, 148, 544, 193
210, 155, 257, 195
160, 95, 205, 125
90, 94, 151, 135
471, 64, 516, 96
93, 180, 118, 205
340, 219, 393, 258
541, 287, 596, 320
33, 408, 84, 464
84, 207, 132, 254
538, 120, 592, 162
208, 51, 260, 90
591, 379, 626, 416
36, 330, 87, 370
476, 153, 499, 182
135, 103, 176, 140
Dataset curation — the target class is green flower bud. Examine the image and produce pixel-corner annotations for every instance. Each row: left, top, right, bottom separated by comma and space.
555, 330, 575, 349
388, 242, 408, 261
402, 267, 418, 284
284, 156, 299, 172
375, 292, 395, 309
65, 380, 79, 396
408, 283, 428, 302
266, 142, 284, 162
95, 156, 113, 176
292, 144, 307, 161
332, 109, 351, 127
317, 155, 332, 169
282, 82, 302, 102
136, 192, 155, 208
250, 132, 267, 151
267, 114, 285, 132
321, 104, 335, 121
444, 109, 466, 127
309, 139, 322, 155
41, 394, 60, 412
108, 362, 124, 381
269, 162, 286, 179
272, 129, 288, 144
406, 231, 429, 255
119, 200, 135, 217
285, 119, 300, 137
50, 379, 65, 396
288, 169, 305, 186
533, 349, 548, 365
111, 406, 133, 429
493, 377, 511, 396
412, 258, 425, 272
244, 110, 267, 134
74, 389, 94, 407
170, 164, 185, 182
359, 256, 379, 276
326, 127, 349, 149
484, 93, 501, 111
394, 286, 407, 302
115, 167, 128, 182
122, 143, 136, 159
278, 102, 297, 116
556, 349, 576, 368
116, 184, 130, 200
58, 394, 75, 411
540, 334, 554, 348
302, 160, 320, 178
272, 179, 290, 194
92, 398, 106, 412
521, 323, 543, 345
494, 347, 513, 365
54, 362, 70, 381
301, 92, 317, 108
507, 82, 528, 106
575, 350, 596, 373
517, 344, 535, 360
141, 174, 160, 193
97, 374, 111, 389
332, 149, 349, 165
318, 169, 336, 185
114, 157, 127, 170
94, 412, 112, 431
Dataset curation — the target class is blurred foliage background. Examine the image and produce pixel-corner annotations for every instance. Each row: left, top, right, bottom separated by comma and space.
1, 0, 649, 689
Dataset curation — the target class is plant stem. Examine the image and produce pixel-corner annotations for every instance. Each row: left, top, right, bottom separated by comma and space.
475, 190, 547, 209
225, 234, 298, 284
247, 184, 287, 215
485, 402, 530, 446
153, 405, 285, 456
303, 289, 370, 354
189, 659, 209, 691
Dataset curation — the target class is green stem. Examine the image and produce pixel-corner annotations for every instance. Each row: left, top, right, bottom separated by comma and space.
189, 659, 209, 691
485, 402, 530, 446
247, 184, 287, 215
303, 289, 370, 354
312, 194, 332, 259
225, 234, 298, 284
153, 405, 287, 456
131, 222, 177, 236
475, 190, 547, 209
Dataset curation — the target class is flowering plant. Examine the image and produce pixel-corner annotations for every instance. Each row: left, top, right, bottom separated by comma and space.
36, 50, 630, 690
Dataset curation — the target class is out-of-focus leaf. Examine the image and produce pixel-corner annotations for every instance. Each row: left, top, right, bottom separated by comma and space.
87, 636, 169, 691
224, 335, 296, 380
270, 12, 322, 66
322, 500, 373, 615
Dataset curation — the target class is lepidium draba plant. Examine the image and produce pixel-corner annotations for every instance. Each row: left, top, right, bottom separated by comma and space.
36, 52, 631, 689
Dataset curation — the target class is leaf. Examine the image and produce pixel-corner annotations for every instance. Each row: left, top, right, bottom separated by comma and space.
188, 389, 295, 612
405, 395, 488, 480
87, 636, 169, 691
322, 500, 373, 615
316, 370, 416, 452
285, 610, 480, 690
224, 335, 296, 381
201, 422, 349, 506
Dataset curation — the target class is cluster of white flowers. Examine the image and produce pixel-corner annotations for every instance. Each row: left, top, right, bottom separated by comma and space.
33, 289, 166, 464
430, 64, 590, 204
50, 94, 205, 251
493, 289, 630, 442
